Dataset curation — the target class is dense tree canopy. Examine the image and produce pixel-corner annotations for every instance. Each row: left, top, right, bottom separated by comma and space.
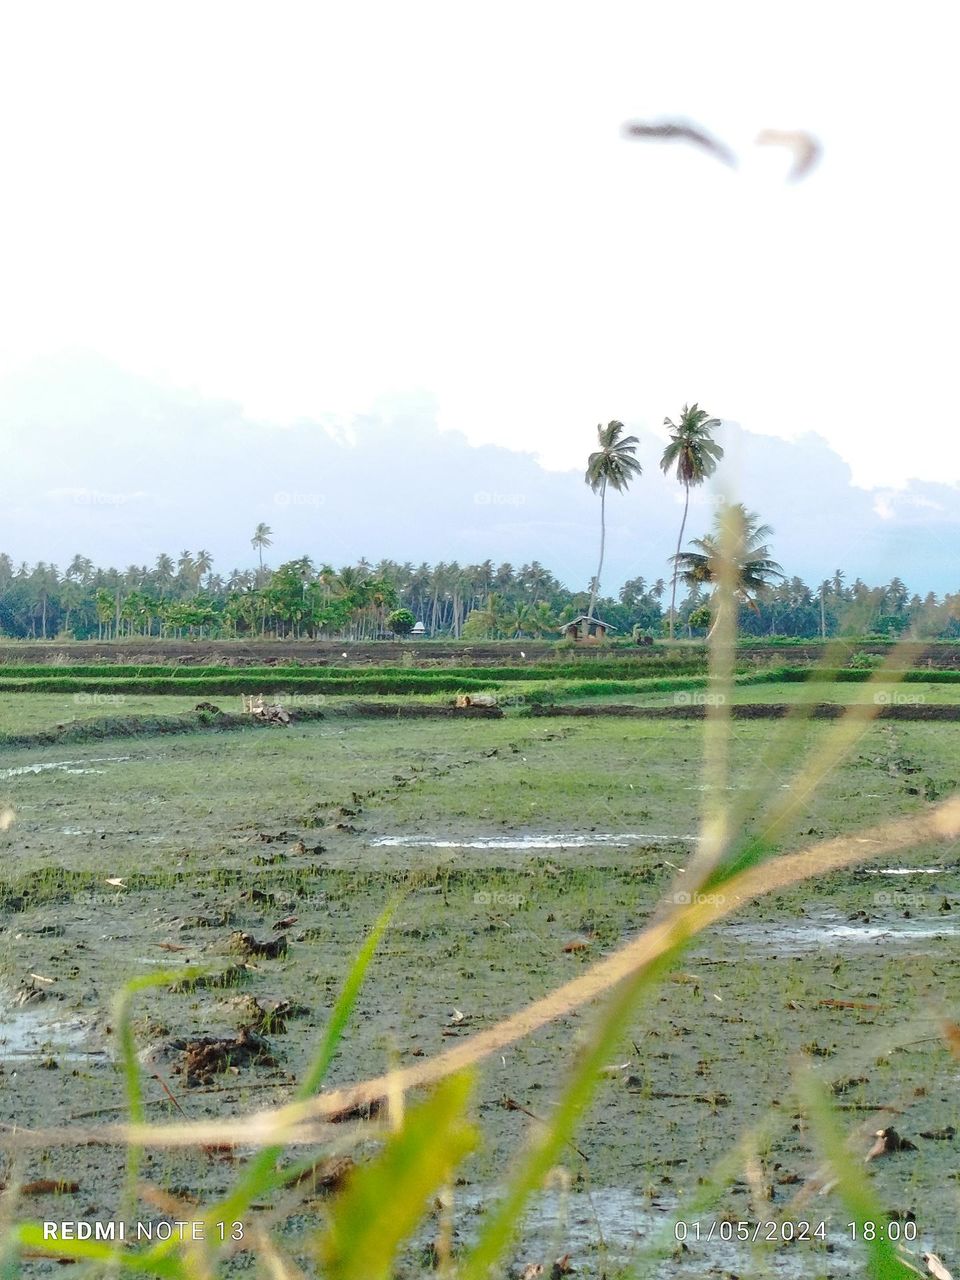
0, 548, 957, 641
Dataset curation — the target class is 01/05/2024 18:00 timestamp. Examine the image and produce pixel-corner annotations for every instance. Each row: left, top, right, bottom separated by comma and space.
673, 1220, 921, 1244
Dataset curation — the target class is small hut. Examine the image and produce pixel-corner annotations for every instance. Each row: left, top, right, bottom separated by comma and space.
560, 614, 617, 644
411, 620, 426, 638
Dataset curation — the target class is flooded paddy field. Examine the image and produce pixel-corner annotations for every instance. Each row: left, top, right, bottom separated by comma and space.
1, 709, 959, 1277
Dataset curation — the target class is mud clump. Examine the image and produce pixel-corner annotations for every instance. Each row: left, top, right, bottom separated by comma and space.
281, 1155, 354, 1194
171, 1028, 279, 1086
229, 995, 309, 1034
290, 839, 326, 855
14, 980, 53, 1006
326, 1096, 385, 1124
230, 931, 289, 959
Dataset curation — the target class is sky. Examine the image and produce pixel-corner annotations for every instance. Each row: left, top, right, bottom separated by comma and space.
3, 355, 959, 594
0, 2, 958, 576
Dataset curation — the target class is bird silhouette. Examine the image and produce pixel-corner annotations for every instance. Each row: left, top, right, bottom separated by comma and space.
756, 128, 821, 181
623, 118, 821, 182
622, 119, 737, 168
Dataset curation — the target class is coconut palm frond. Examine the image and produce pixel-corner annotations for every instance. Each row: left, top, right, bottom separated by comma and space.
660, 406, 724, 638
584, 421, 642, 619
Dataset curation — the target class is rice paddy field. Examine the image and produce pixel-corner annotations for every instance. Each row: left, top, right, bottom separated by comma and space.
1, 645, 959, 1278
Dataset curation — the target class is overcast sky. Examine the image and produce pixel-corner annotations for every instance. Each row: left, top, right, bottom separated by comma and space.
1, 2, 957, 494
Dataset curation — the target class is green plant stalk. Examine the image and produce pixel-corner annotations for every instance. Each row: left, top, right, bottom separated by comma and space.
705, 636, 932, 888
115, 971, 199, 1248
316, 1073, 477, 1280
459, 946, 682, 1279
799, 1071, 920, 1278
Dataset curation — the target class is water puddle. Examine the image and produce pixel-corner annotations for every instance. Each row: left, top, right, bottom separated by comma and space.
0, 755, 132, 780
864, 867, 946, 875
0, 1003, 106, 1061
719, 911, 960, 956
371, 832, 699, 850
455, 1186, 866, 1277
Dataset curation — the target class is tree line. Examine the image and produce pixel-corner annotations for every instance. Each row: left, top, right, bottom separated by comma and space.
0, 544, 957, 641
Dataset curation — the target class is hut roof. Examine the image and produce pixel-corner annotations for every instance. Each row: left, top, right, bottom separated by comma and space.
562, 615, 618, 631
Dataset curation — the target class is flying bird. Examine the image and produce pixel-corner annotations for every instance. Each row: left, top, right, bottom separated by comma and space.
623, 119, 821, 182
756, 128, 821, 181
622, 119, 737, 168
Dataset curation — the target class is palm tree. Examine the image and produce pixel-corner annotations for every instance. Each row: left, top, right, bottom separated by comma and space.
66, 554, 93, 585
153, 553, 175, 597
671, 504, 783, 637
176, 550, 194, 596
506, 601, 534, 637
529, 600, 557, 638
30, 562, 60, 639
194, 549, 214, 593
251, 523, 273, 572
660, 404, 723, 640
584, 421, 642, 619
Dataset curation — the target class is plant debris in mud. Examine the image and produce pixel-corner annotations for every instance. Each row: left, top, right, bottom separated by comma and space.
169, 964, 250, 993
230, 931, 289, 958
228, 995, 309, 1033
0, 1179, 81, 1196
325, 1095, 385, 1124
281, 1154, 355, 1195
920, 1125, 957, 1140
169, 1028, 279, 1086
866, 1126, 919, 1159
14, 980, 54, 1006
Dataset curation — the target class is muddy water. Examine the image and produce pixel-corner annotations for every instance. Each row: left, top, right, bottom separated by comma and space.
371, 831, 700, 849
0, 999, 105, 1062
0, 755, 132, 779
452, 1185, 869, 1278
723, 910, 960, 956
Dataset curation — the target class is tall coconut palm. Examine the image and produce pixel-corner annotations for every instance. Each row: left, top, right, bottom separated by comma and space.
194, 549, 214, 593
672, 504, 783, 636
153, 553, 175, 597
660, 404, 723, 640
584, 421, 642, 619
66, 554, 93, 585
251, 523, 273, 572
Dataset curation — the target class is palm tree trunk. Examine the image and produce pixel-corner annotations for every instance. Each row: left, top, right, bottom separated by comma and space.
586, 480, 606, 620
668, 483, 690, 642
